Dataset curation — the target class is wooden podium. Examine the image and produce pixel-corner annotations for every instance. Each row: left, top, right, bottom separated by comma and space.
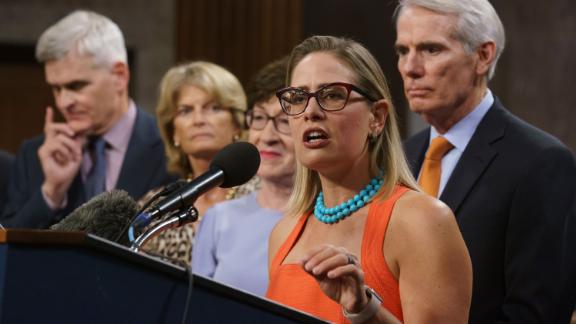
0, 229, 325, 323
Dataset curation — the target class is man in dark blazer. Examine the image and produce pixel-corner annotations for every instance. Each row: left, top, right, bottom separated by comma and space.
0, 150, 14, 215
0, 10, 173, 229
395, 0, 576, 323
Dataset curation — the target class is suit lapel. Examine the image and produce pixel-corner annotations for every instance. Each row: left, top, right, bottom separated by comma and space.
116, 109, 158, 197
403, 129, 430, 179
439, 100, 507, 214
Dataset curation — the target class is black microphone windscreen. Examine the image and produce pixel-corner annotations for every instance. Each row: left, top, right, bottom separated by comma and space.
211, 142, 260, 188
51, 190, 137, 245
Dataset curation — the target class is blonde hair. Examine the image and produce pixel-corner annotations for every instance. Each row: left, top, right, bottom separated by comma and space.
286, 35, 419, 217
156, 61, 247, 177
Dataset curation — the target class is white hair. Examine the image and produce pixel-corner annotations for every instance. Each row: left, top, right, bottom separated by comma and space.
395, 0, 505, 80
36, 10, 127, 68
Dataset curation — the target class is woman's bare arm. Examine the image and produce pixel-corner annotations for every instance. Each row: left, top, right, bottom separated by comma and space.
387, 192, 472, 323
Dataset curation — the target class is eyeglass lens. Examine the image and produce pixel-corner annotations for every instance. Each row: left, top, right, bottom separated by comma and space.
248, 111, 291, 134
279, 84, 351, 115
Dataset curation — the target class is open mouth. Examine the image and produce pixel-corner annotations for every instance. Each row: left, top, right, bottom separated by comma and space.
303, 129, 329, 144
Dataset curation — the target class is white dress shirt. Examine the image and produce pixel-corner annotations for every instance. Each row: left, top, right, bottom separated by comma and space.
426, 90, 494, 197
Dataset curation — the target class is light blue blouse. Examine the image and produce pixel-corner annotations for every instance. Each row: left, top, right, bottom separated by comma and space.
192, 192, 282, 296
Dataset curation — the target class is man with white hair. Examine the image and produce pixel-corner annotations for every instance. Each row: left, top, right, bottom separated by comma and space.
1, 10, 172, 229
395, 0, 576, 323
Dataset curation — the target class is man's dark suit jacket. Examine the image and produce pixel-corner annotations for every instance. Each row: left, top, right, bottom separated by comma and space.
0, 150, 14, 215
404, 98, 576, 324
0, 108, 174, 229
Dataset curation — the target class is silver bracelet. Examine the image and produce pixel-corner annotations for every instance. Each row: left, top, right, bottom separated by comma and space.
342, 286, 383, 324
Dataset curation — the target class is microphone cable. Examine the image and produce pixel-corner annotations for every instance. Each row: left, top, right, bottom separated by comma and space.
114, 180, 188, 244
181, 247, 195, 324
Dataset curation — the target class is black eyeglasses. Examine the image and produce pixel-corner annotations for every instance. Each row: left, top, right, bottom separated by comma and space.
276, 82, 377, 116
246, 110, 291, 135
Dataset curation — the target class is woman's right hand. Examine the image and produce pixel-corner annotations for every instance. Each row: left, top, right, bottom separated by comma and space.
300, 244, 369, 313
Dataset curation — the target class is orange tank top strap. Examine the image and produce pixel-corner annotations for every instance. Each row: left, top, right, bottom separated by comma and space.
268, 210, 311, 277
267, 185, 412, 323
361, 185, 410, 322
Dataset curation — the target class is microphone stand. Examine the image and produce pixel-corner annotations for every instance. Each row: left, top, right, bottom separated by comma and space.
129, 205, 199, 324
130, 206, 198, 252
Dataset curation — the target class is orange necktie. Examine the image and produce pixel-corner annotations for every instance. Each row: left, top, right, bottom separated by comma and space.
418, 136, 454, 197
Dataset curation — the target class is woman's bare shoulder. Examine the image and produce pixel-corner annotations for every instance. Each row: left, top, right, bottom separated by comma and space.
394, 190, 455, 228
272, 213, 300, 238
387, 190, 461, 254
387, 191, 472, 323
268, 214, 302, 264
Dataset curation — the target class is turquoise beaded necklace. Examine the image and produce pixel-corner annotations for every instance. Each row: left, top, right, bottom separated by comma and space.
314, 174, 384, 224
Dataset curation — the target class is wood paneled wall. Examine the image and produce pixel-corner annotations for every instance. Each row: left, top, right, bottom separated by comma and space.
175, 0, 409, 135
491, 0, 576, 151
2, 0, 574, 154
176, 0, 302, 86
300, 0, 406, 136
0, 44, 52, 154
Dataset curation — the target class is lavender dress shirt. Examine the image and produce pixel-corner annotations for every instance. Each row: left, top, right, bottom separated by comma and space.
192, 192, 282, 296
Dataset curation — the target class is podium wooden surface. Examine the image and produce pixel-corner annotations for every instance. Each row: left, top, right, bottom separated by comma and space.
0, 229, 325, 323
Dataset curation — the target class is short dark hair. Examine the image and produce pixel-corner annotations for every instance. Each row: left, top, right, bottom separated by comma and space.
246, 56, 289, 111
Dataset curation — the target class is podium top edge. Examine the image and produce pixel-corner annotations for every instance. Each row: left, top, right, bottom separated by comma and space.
0, 229, 86, 245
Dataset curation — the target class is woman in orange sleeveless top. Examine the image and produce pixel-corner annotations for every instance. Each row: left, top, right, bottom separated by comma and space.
266, 36, 472, 323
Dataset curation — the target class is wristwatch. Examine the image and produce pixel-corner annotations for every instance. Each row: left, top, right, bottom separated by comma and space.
342, 286, 383, 324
